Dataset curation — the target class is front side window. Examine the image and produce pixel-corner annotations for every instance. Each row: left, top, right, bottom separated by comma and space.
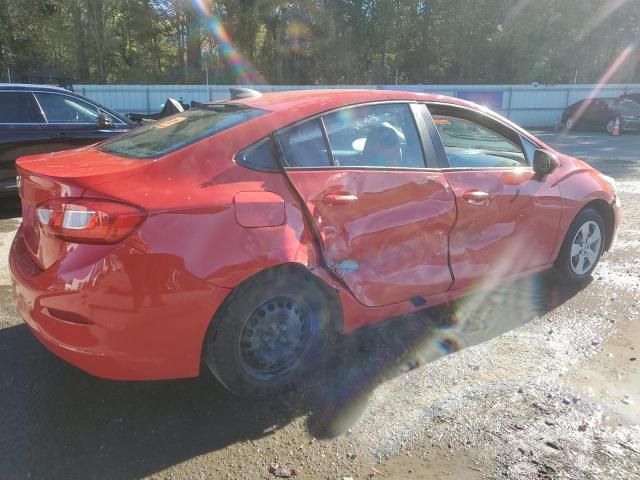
99, 104, 265, 159
322, 103, 425, 168
35, 93, 101, 123
0, 92, 45, 123
433, 115, 527, 168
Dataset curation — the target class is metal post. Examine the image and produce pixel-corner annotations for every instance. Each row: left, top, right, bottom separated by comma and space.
145, 87, 151, 114
507, 87, 513, 119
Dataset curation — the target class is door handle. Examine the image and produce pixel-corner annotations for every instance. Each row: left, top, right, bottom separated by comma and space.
462, 190, 491, 205
322, 193, 358, 206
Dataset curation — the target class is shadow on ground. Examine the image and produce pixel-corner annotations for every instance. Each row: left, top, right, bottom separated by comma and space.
0, 199, 20, 219
0, 273, 587, 479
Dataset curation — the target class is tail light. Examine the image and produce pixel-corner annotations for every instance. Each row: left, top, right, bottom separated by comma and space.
36, 198, 146, 244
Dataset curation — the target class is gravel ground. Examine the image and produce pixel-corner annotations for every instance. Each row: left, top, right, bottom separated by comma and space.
0, 131, 638, 479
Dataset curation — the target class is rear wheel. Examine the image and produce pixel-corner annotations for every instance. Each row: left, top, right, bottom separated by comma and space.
554, 208, 605, 283
204, 266, 337, 396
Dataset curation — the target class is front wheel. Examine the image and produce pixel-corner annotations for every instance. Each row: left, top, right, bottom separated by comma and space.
203, 266, 337, 397
554, 208, 605, 283
565, 118, 575, 131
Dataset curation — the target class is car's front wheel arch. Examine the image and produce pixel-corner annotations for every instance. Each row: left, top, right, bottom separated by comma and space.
582, 199, 615, 252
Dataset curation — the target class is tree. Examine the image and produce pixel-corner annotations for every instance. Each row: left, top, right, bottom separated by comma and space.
0, 0, 638, 85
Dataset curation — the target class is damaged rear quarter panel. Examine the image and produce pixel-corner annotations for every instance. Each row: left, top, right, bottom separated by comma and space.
84, 137, 320, 289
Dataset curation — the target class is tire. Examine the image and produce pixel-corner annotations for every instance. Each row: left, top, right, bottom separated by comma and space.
565, 118, 575, 131
554, 208, 606, 284
203, 265, 337, 397
606, 119, 616, 134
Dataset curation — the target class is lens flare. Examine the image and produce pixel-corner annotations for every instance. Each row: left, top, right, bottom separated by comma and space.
191, 0, 265, 84
192, 0, 211, 16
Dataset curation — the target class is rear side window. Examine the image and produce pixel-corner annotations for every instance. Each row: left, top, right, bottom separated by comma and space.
99, 105, 266, 159
277, 119, 332, 168
0, 92, 44, 123
323, 103, 425, 168
237, 138, 280, 172
35, 92, 100, 123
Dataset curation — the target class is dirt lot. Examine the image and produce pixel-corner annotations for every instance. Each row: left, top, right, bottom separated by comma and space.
0, 131, 639, 480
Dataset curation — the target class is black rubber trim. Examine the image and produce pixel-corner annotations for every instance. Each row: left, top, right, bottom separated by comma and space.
411, 103, 446, 169
319, 117, 337, 167
235, 137, 282, 172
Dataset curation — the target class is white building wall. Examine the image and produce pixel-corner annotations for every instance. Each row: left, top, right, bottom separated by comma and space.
75, 83, 640, 128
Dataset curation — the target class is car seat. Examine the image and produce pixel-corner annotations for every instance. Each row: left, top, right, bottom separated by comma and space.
363, 124, 403, 167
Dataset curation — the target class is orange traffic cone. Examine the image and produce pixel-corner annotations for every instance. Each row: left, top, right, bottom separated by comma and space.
612, 117, 621, 136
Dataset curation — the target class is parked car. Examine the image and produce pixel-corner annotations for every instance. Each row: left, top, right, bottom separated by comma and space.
10, 90, 620, 396
561, 97, 640, 133
126, 97, 189, 124
620, 92, 640, 104
0, 84, 133, 200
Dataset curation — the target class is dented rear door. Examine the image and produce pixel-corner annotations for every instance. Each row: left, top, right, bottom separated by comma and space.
277, 103, 456, 308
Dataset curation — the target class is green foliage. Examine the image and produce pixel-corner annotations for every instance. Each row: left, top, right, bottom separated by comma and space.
0, 0, 638, 84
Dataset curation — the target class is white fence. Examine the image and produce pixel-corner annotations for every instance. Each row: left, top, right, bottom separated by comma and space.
75, 83, 640, 128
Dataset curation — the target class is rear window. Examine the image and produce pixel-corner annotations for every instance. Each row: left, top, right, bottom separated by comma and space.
98, 104, 266, 158
0, 92, 45, 123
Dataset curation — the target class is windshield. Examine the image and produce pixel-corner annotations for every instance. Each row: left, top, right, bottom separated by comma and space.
99, 105, 265, 158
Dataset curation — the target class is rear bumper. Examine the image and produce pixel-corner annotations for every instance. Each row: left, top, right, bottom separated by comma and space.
9, 227, 231, 380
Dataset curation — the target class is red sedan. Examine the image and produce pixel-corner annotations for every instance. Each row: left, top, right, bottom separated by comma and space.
10, 90, 620, 396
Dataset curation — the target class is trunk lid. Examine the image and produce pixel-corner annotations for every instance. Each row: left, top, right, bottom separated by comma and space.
17, 147, 151, 270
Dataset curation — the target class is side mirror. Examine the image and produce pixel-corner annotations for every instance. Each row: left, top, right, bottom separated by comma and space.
98, 113, 114, 129
533, 149, 558, 176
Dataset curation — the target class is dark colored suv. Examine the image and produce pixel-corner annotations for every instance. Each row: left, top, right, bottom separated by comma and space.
621, 92, 640, 104
561, 97, 640, 134
0, 84, 133, 201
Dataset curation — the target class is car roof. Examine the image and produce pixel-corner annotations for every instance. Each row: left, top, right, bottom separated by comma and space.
221, 88, 541, 146
0, 83, 74, 93
0, 83, 131, 124
572, 97, 618, 106
229, 89, 473, 113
